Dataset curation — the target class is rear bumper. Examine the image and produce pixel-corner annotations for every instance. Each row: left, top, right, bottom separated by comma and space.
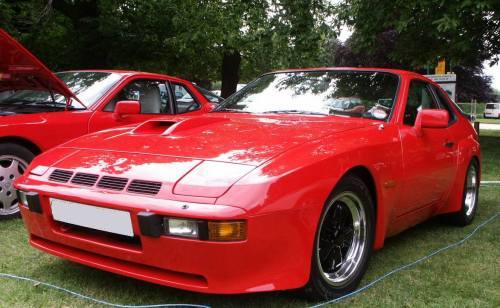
17, 184, 314, 294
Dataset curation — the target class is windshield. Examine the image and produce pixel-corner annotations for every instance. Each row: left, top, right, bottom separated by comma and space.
0, 71, 122, 109
215, 70, 399, 121
194, 85, 224, 104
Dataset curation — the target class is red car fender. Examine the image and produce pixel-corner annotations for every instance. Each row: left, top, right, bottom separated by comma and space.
437, 131, 481, 215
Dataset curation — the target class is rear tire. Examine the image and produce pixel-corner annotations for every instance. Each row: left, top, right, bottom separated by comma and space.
447, 159, 479, 226
0, 143, 34, 220
303, 174, 375, 300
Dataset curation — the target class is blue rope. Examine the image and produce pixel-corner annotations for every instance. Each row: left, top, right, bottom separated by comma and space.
309, 211, 500, 308
0, 212, 497, 307
0, 273, 209, 308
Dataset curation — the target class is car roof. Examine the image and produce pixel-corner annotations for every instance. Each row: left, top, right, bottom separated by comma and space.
56, 70, 186, 82
269, 67, 424, 78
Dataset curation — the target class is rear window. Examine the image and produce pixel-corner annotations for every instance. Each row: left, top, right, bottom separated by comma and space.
486, 104, 497, 110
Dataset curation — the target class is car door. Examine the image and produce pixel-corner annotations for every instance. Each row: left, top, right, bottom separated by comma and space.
397, 79, 457, 216
170, 82, 207, 116
87, 78, 174, 133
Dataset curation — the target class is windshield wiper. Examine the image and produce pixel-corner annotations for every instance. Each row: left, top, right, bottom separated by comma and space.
212, 108, 251, 113
263, 110, 326, 116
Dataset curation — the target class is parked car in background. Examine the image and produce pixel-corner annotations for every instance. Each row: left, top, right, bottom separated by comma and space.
484, 102, 500, 119
0, 29, 216, 219
15, 68, 480, 299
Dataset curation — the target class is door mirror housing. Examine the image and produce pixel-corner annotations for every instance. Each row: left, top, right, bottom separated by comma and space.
114, 100, 140, 119
415, 109, 449, 136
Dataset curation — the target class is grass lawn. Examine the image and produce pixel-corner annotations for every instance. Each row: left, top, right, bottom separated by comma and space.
457, 102, 500, 124
1, 132, 499, 307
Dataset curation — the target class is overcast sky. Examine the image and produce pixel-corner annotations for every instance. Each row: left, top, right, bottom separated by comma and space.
483, 62, 500, 91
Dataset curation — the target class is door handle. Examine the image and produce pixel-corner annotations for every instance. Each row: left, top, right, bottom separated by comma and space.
444, 140, 455, 148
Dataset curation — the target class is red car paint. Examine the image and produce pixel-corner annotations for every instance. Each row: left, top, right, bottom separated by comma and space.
0, 29, 215, 153
15, 68, 480, 294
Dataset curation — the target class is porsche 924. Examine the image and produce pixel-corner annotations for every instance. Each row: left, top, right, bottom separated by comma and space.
15, 68, 480, 299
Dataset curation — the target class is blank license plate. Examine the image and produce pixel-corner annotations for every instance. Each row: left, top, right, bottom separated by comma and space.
50, 198, 134, 237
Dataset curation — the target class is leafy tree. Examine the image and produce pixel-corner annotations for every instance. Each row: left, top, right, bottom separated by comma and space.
1, 0, 335, 97
336, 0, 500, 68
334, 1, 498, 102
328, 30, 495, 102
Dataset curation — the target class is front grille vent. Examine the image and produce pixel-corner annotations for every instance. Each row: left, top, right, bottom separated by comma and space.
127, 180, 162, 195
97, 176, 128, 191
49, 169, 74, 183
71, 173, 99, 186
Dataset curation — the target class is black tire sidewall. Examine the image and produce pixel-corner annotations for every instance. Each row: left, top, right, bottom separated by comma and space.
458, 159, 480, 225
0, 143, 35, 220
305, 174, 375, 300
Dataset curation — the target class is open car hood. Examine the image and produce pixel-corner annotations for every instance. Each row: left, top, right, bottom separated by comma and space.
0, 29, 75, 100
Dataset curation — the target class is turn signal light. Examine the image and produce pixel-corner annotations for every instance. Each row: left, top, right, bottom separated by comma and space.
208, 221, 247, 241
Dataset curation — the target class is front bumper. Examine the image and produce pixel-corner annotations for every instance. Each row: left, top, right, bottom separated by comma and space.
16, 182, 314, 294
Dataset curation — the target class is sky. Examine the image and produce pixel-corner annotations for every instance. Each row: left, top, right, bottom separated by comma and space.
483, 62, 500, 91
338, 27, 500, 91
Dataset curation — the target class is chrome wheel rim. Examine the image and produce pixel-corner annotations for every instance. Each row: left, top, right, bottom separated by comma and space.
0, 155, 28, 216
464, 165, 478, 216
317, 192, 367, 286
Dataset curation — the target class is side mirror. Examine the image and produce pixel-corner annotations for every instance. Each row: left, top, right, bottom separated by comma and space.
415, 109, 449, 136
114, 100, 140, 119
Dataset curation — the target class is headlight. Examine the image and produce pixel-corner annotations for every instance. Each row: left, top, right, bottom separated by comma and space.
139, 212, 247, 241
173, 161, 255, 198
165, 218, 199, 239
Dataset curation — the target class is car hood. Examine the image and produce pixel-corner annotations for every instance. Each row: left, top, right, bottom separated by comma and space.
0, 29, 75, 99
60, 114, 373, 166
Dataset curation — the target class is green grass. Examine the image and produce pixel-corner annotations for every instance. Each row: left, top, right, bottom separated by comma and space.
457, 102, 500, 124
1, 133, 499, 307
480, 130, 500, 181
479, 118, 500, 124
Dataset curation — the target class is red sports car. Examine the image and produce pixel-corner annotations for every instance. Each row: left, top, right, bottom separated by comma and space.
0, 29, 219, 219
15, 68, 480, 299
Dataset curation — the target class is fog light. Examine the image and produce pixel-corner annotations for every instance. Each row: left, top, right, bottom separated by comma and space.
208, 221, 246, 241
16, 190, 28, 205
165, 218, 199, 239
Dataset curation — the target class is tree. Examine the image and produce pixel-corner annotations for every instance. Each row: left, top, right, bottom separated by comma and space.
333, 1, 498, 102
327, 30, 495, 102
1, 0, 335, 97
336, 0, 500, 68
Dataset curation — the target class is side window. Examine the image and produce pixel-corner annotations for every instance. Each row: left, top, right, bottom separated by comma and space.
172, 83, 200, 114
104, 79, 170, 114
404, 80, 439, 126
432, 85, 456, 123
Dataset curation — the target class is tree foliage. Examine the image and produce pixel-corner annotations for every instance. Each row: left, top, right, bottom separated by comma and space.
0, 0, 335, 96
332, 0, 498, 101
337, 0, 500, 68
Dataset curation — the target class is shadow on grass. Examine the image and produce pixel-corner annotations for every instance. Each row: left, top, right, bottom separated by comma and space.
27, 208, 496, 308
21, 185, 497, 308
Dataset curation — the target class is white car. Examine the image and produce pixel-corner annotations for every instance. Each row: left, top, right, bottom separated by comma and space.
484, 103, 500, 119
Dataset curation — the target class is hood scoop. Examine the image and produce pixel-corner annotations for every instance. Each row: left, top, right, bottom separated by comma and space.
131, 119, 177, 134
131, 117, 229, 136
163, 117, 229, 136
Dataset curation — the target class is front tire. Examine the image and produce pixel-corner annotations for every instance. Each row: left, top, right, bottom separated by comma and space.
447, 159, 479, 226
0, 143, 34, 220
303, 174, 375, 300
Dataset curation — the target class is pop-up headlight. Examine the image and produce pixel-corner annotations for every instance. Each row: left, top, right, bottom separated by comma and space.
173, 161, 255, 198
